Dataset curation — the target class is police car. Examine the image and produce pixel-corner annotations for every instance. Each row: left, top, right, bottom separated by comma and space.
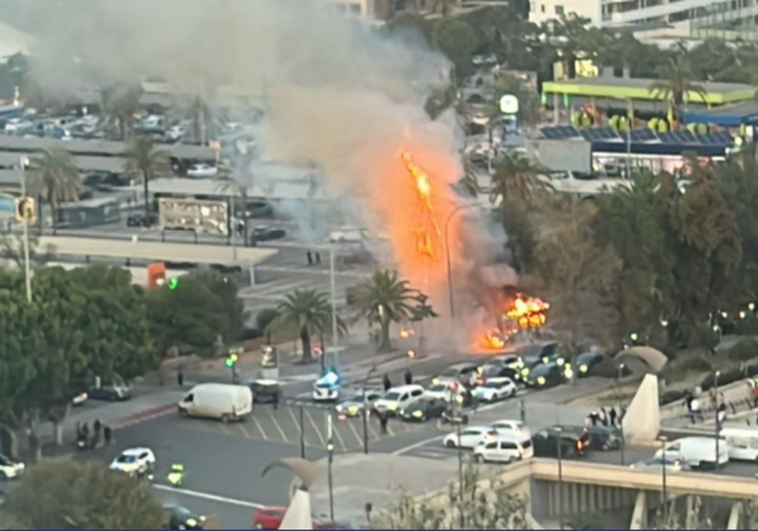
109, 447, 156, 476
312, 372, 341, 402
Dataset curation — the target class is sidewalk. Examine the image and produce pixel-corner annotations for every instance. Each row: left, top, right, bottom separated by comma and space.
309, 453, 459, 524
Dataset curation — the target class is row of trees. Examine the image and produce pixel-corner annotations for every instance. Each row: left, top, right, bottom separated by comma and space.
0, 264, 245, 444
485, 146, 758, 362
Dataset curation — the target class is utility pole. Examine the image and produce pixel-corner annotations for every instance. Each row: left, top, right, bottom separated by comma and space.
456, 420, 464, 529
330, 246, 339, 368
19, 156, 31, 303
327, 413, 335, 522
556, 427, 564, 531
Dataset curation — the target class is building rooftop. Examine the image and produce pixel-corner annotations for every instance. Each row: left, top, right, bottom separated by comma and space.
546, 76, 752, 94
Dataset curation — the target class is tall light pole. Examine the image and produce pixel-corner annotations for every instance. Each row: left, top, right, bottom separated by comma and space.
456, 420, 464, 529
362, 366, 377, 455
555, 426, 564, 530
616, 363, 626, 465
19, 156, 31, 303
715, 369, 721, 468
329, 246, 339, 368
327, 412, 335, 522
444, 203, 479, 318
625, 99, 633, 180
659, 435, 668, 523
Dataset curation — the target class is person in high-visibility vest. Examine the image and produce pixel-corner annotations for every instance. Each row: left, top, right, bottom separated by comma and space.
167, 464, 185, 487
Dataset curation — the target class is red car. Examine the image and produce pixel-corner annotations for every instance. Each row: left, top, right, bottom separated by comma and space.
252, 507, 357, 530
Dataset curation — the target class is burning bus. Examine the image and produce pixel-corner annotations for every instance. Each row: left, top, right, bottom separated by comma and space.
483, 292, 550, 350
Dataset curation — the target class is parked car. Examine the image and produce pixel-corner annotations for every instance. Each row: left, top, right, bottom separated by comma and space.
373, 385, 424, 416
0, 455, 24, 480
431, 362, 480, 387
187, 163, 218, 178
88, 384, 132, 402
335, 390, 382, 417
164, 505, 206, 529
398, 397, 447, 422
442, 426, 498, 449
473, 433, 534, 464
252, 507, 347, 530
177, 384, 253, 422
490, 419, 531, 440
654, 436, 729, 469
477, 362, 522, 384
126, 212, 158, 227
248, 380, 282, 404
472, 377, 517, 402
532, 427, 590, 459
251, 226, 286, 243
109, 447, 156, 476
576, 352, 605, 377
630, 456, 689, 472
556, 425, 619, 451
524, 362, 565, 389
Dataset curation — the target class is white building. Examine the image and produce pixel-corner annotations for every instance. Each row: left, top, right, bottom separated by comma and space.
528, 0, 757, 37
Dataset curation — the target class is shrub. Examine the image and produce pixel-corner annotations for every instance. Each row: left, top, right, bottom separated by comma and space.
727, 338, 758, 363
700, 367, 742, 391
239, 327, 263, 341
677, 356, 713, 373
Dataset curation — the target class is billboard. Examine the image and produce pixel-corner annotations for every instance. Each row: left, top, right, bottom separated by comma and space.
158, 198, 229, 235
527, 139, 592, 173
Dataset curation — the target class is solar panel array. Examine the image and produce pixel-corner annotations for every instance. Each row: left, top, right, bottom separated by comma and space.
539, 126, 736, 146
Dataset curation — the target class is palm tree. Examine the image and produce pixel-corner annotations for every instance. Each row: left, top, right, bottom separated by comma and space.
352, 270, 421, 353
123, 136, 171, 218
489, 152, 549, 204
28, 149, 81, 234
187, 95, 211, 144
272, 289, 346, 364
216, 175, 250, 244
649, 53, 707, 127
101, 84, 143, 141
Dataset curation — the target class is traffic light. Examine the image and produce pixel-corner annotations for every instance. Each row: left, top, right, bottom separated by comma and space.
225, 352, 239, 368
14, 197, 35, 223
168, 277, 180, 291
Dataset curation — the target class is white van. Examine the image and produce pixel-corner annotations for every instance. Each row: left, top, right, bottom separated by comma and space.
473, 434, 534, 464
177, 384, 253, 422
373, 385, 424, 415
720, 428, 758, 461
654, 436, 729, 469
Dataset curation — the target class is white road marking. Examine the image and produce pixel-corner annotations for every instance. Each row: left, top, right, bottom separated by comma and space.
154, 485, 265, 509
414, 450, 456, 460
391, 434, 445, 456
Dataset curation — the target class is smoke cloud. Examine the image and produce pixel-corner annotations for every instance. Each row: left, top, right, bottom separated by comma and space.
0, 0, 517, 344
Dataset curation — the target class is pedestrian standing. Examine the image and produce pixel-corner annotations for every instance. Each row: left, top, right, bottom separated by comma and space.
519, 399, 526, 425
379, 411, 388, 435
691, 397, 703, 423
104, 426, 112, 445
609, 407, 618, 427
590, 411, 598, 427
382, 374, 392, 392
94, 419, 102, 435
307, 251, 313, 266
178, 367, 184, 387
272, 390, 280, 411
685, 392, 694, 413
600, 407, 609, 426
404, 369, 412, 385
315, 252, 321, 266
82, 422, 90, 439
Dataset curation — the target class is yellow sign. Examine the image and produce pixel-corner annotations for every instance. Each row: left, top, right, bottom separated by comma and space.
15, 197, 35, 223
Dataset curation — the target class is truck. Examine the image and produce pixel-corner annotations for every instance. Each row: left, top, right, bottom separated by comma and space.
654, 436, 730, 470
177, 383, 253, 422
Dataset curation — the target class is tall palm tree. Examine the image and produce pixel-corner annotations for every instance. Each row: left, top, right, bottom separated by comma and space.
101, 84, 143, 141
649, 54, 707, 127
216, 175, 250, 244
28, 149, 81, 234
352, 270, 421, 353
123, 136, 170, 218
489, 152, 549, 204
273, 289, 346, 364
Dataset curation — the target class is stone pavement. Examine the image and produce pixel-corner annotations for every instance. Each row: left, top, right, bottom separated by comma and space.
309, 453, 459, 524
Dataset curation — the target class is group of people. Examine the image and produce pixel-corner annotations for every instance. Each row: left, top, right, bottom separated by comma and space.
306, 251, 322, 266
381, 370, 414, 392
685, 386, 727, 424
586, 407, 620, 428
75, 419, 112, 449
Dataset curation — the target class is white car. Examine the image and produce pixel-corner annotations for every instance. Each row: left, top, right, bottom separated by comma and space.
0, 455, 24, 479
109, 447, 156, 476
187, 163, 218, 178
443, 426, 498, 449
328, 227, 367, 243
490, 419, 531, 439
473, 434, 534, 464
373, 385, 424, 415
312, 380, 340, 402
71, 391, 88, 406
472, 377, 517, 403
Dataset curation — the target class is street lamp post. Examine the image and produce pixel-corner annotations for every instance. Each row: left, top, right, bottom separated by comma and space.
555, 426, 564, 530
715, 369, 721, 468
616, 363, 626, 465
456, 420, 464, 529
329, 246, 339, 369
362, 366, 377, 455
444, 203, 479, 318
327, 413, 335, 522
299, 406, 305, 459
19, 157, 31, 304
659, 435, 668, 523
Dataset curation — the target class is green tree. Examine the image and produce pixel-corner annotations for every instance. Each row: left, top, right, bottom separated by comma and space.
123, 136, 170, 218
256, 308, 280, 344
0, 230, 55, 268
352, 270, 422, 353
489, 152, 548, 204
101, 84, 143, 141
28, 148, 81, 234
192, 269, 246, 342
3, 460, 165, 530
271, 289, 346, 364
526, 197, 622, 379
147, 274, 229, 356
430, 19, 478, 80
383, 465, 530, 529
649, 53, 708, 126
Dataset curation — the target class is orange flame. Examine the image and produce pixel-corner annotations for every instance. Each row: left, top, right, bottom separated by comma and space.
401, 152, 443, 262
479, 294, 550, 350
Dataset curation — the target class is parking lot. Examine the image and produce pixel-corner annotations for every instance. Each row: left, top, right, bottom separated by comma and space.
181, 403, 435, 453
